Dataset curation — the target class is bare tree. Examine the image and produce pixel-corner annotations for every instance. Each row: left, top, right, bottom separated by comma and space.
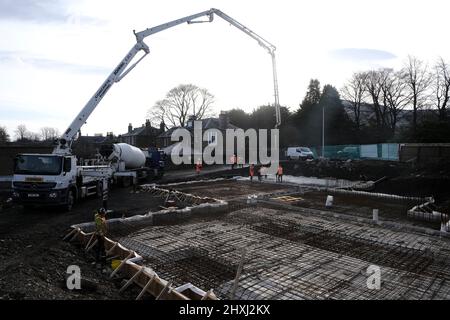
432, 57, 450, 120
40, 127, 60, 141
341, 72, 367, 130
14, 124, 29, 141
28, 132, 41, 141
402, 56, 433, 132
380, 70, 410, 134
363, 70, 386, 128
0, 126, 9, 144
148, 84, 214, 128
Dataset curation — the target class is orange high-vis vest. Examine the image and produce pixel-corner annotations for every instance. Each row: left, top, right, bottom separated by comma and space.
277, 166, 283, 175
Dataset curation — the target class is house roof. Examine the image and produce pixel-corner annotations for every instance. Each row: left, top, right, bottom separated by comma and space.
201, 117, 239, 130
158, 126, 180, 138
75, 135, 111, 144
158, 117, 239, 139
121, 125, 159, 137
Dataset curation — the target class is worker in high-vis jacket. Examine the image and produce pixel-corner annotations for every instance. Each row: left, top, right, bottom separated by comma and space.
195, 159, 202, 175
94, 207, 108, 267
249, 164, 255, 181
276, 164, 283, 183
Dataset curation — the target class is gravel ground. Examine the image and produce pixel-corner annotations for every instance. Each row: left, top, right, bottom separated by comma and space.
0, 188, 164, 300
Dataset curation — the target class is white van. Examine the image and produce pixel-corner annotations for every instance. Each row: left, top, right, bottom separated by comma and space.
286, 147, 314, 160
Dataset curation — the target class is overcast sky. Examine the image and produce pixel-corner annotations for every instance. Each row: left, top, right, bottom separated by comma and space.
1, 0, 449, 138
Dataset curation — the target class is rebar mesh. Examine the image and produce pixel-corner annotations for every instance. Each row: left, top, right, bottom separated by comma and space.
75, 187, 450, 300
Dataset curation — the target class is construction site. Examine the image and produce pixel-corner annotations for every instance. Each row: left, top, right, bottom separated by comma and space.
1, 159, 450, 300
1, 4, 450, 304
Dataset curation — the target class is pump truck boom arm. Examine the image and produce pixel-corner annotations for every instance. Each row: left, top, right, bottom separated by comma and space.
54, 8, 280, 155
209, 9, 280, 127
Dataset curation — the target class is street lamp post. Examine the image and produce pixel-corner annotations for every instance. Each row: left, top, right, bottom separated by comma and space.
322, 105, 325, 158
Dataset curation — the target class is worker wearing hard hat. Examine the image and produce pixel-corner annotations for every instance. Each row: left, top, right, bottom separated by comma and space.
195, 159, 202, 175
230, 154, 237, 169
249, 164, 255, 181
94, 207, 108, 268
276, 164, 283, 183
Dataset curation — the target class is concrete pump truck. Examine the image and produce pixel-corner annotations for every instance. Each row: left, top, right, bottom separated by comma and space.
11, 8, 281, 211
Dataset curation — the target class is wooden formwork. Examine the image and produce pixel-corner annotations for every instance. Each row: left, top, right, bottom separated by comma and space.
65, 227, 218, 300
64, 182, 231, 300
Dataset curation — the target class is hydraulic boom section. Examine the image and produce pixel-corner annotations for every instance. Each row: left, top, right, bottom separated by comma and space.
55, 8, 280, 155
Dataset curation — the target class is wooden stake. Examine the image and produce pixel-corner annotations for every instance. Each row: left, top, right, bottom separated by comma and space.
201, 289, 214, 300
69, 228, 81, 242
120, 266, 145, 293
85, 233, 96, 251
86, 239, 98, 253
135, 274, 155, 300
155, 281, 172, 300
106, 242, 118, 255
63, 228, 77, 241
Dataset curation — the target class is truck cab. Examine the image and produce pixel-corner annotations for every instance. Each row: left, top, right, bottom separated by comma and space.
12, 154, 78, 210
145, 147, 165, 179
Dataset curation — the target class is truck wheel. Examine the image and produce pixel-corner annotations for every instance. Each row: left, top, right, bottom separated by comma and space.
122, 177, 131, 188
65, 190, 75, 212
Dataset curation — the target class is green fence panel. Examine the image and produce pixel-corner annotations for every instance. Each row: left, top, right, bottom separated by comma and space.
310, 143, 399, 161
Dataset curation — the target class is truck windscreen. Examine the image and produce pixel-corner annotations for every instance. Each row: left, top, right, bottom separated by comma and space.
14, 155, 62, 175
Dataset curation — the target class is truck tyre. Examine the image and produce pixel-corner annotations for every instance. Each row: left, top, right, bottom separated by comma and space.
64, 190, 75, 212
122, 177, 131, 188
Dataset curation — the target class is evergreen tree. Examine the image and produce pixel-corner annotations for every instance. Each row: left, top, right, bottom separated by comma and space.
318, 85, 355, 145
300, 79, 321, 108
293, 82, 356, 146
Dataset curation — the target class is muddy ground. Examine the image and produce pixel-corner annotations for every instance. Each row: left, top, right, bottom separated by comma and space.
0, 188, 166, 300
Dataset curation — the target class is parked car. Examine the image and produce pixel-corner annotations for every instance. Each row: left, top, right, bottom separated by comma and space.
286, 147, 314, 160
337, 146, 359, 159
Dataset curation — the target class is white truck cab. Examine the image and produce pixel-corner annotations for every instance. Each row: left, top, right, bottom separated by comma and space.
286, 147, 314, 160
12, 154, 103, 211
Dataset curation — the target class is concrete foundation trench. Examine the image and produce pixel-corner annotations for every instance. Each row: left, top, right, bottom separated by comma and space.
65, 177, 450, 300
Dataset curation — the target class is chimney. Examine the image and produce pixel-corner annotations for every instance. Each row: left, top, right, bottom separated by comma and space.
145, 119, 150, 128
219, 111, 229, 129
160, 121, 165, 132
128, 123, 132, 133
186, 115, 197, 128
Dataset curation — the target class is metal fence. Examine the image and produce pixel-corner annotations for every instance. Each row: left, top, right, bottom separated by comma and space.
310, 143, 399, 161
